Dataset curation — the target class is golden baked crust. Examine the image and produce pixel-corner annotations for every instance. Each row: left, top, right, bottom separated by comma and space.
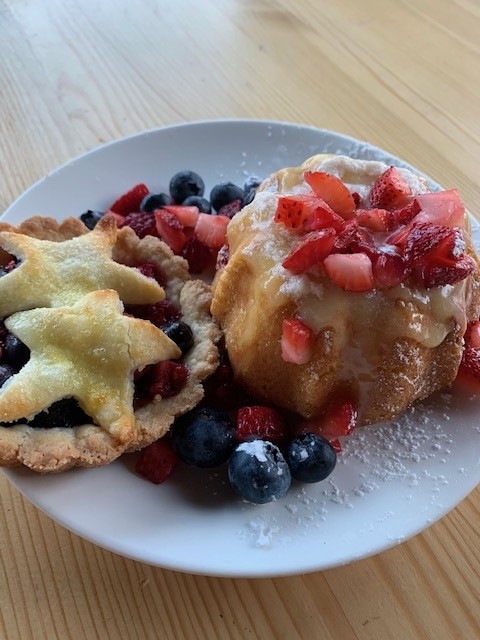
212, 155, 480, 426
0, 217, 221, 471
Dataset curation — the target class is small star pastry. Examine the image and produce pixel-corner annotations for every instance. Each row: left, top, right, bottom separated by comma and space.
0, 215, 164, 317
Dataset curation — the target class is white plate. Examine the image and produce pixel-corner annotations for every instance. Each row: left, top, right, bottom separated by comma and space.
2, 120, 480, 577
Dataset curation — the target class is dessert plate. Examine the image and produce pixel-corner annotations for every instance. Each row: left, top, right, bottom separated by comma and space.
2, 120, 480, 577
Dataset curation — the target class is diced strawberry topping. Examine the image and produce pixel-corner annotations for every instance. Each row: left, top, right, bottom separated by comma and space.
403, 222, 455, 266
414, 190, 465, 228
194, 213, 229, 250
104, 210, 126, 226
161, 204, 199, 228
465, 321, 480, 349
323, 252, 374, 292
155, 210, 188, 254
282, 229, 336, 274
135, 440, 179, 485
109, 183, 150, 216
331, 220, 376, 258
217, 199, 243, 219
236, 406, 287, 445
148, 361, 189, 398
368, 167, 412, 210
274, 195, 311, 231
356, 208, 395, 232
459, 345, 480, 379
372, 251, 409, 289
320, 399, 358, 438
182, 236, 216, 273
303, 203, 345, 232
304, 171, 356, 219
117, 211, 157, 238
419, 255, 476, 289
392, 200, 421, 226
281, 318, 315, 365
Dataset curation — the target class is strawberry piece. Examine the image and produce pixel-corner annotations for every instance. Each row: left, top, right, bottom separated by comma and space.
323, 252, 374, 292
320, 399, 358, 438
392, 200, 421, 226
329, 438, 342, 453
331, 219, 376, 258
281, 318, 315, 365
155, 210, 187, 254
415, 190, 465, 228
194, 213, 229, 250
282, 229, 336, 274
236, 406, 287, 445
274, 195, 310, 231
104, 210, 126, 226
182, 236, 216, 273
368, 167, 412, 210
372, 251, 409, 289
135, 440, 179, 485
304, 171, 356, 219
217, 199, 243, 219
465, 321, 480, 349
459, 345, 480, 379
356, 208, 394, 232
117, 211, 157, 238
303, 203, 345, 232
161, 204, 199, 228
419, 255, 475, 288
148, 361, 189, 398
403, 222, 454, 267
109, 183, 150, 216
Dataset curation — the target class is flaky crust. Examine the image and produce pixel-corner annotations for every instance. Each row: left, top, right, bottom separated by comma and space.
0, 217, 221, 472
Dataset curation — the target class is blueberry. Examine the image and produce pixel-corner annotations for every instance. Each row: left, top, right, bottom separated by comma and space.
286, 433, 336, 483
80, 210, 104, 230
243, 176, 262, 192
0, 363, 15, 386
228, 440, 291, 504
28, 398, 91, 429
209, 182, 245, 213
4, 333, 30, 370
182, 195, 212, 214
171, 407, 235, 467
169, 170, 205, 204
242, 188, 256, 207
140, 193, 170, 212
163, 321, 194, 356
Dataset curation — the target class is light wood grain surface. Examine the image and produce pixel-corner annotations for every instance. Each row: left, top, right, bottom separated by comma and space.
1, 0, 479, 638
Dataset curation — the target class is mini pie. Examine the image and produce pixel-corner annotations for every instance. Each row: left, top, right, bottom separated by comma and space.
212, 154, 480, 426
0, 216, 221, 472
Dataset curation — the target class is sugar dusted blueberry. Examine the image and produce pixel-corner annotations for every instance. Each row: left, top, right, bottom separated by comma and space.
286, 433, 336, 483
228, 440, 291, 504
210, 182, 245, 213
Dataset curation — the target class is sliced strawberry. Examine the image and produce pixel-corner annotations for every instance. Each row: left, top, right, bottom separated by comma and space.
373, 251, 409, 289
466, 321, 480, 349
281, 318, 315, 365
135, 440, 179, 485
117, 211, 157, 238
154, 210, 187, 254
282, 229, 336, 274
419, 255, 475, 288
104, 210, 126, 226
148, 361, 189, 398
403, 222, 454, 267
304, 171, 356, 219
194, 213, 229, 250
415, 190, 465, 228
303, 203, 345, 232
162, 204, 199, 228
331, 219, 376, 258
275, 195, 314, 231
356, 208, 394, 232
323, 252, 374, 292
109, 183, 150, 216
386, 220, 416, 250
236, 406, 287, 445
392, 200, 421, 226
459, 345, 480, 379
321, 399, 358, 437
368, 167, 412, 210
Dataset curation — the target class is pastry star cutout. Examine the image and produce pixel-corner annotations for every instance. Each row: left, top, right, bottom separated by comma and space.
0, 290, 181, 442
0, 216, 164, 318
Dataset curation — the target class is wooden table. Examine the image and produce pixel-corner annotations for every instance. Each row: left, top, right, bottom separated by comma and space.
1, 1, 479, 638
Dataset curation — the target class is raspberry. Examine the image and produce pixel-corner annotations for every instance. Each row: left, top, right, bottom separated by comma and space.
182, 236, 216, 273
148, 361, 189, 398
118, 212, 157, 238
135, 440, 179, 484
125, 300, 181, 328
236, 406, 287, 445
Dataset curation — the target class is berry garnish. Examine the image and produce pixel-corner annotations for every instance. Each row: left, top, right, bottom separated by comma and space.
228, 440, 291, 504
320, 399, 358, 438
194, 213, 229, 250
154, 210, 187, 253
302, 203, 344, 232
169, 170, 205, 204
323, 252, 374, 292
27, 398, 91, 429
117, 211, 157, 238
210, 182, 245, 213
243, 175, 262, 192
3, 333, 30, 370
0, 258, 19, 277
147, 360, 189, 399
282, 229, 336, 275
415, 189, 465, 228
135, 439, 179, 484
126, 300, 181, 327
140, 192, 170, 212
182, 237, 217, 273
217, 199, 243, 219
235, 406, 287, 445
162, 204, 199, 228
304, 171, 356, 219
286, 433, 337, 483
242, 189, 256, 208
368, 167, 412, 210
171, 407, 236, 467
80, 210, 104, 230
281, 318, 315, 365
109, 183, 150, 216
0, 363, 15, 387
163, 321, 194, 356
134, 262, 167, 287
372, 251, 409, 289
182, 195, 212, 213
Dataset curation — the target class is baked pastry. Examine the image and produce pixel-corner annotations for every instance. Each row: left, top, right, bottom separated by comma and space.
0, 216, 220, 471
211, 154, 480, 427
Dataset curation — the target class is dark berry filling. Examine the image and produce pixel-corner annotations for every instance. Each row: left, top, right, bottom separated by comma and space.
0, 256, 20, 277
